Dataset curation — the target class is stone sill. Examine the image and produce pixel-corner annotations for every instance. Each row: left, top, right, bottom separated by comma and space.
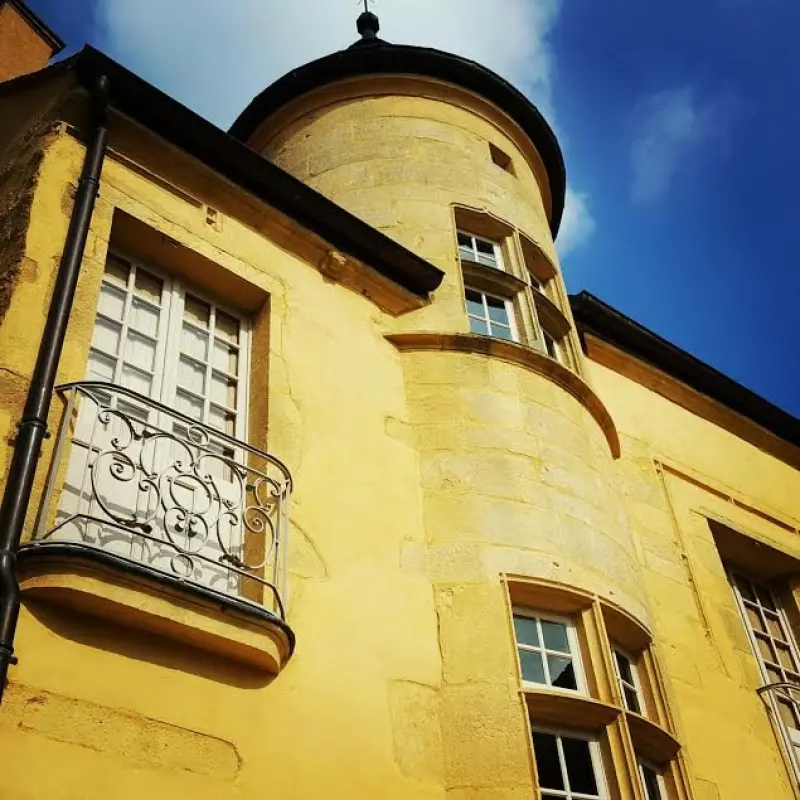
626, 709, 681, 764
523, 688, 620, 729
17, 544, 294, 674
386, 332, 620, 459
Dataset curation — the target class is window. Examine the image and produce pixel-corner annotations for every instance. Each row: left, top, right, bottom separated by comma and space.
542, 329, 564, 364
532, 730, 606, 800
465, 288, 517, 341
489, 142, 515, 175
514, 610, 583, 691
457, 230, 503, 270
612, 649, 643, 714
638, 762, 666, 800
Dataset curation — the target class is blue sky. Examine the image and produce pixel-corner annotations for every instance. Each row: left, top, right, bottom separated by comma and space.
28, 0, 800, 415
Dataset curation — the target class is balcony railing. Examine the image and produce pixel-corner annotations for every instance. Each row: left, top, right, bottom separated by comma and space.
24, 381, 292, 620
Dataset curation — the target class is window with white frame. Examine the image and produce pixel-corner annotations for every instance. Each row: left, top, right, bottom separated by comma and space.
457, 230, 504, 270
513, 611, 583, 692
542, 328, 564, 364
532, 730, 606, 800
465, 288, 517, 341
638, 761, 666, 800
612, 649, 643, 714
89, 251, 249, 437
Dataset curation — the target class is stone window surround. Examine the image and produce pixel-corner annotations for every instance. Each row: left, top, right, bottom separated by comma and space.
504, 576, 693, 800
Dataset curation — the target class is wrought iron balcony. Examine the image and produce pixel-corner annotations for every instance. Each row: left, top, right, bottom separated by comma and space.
23, 381, 292, 623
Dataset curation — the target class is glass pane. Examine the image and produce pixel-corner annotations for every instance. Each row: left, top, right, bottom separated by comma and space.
92, 317, 121, 356
562, 736, 598, 796
476, 238, 496, 256
544, 332, 558, 359
777, 644, 797, 671
736, 577, 757, 603
548, 655, 577, 690
746, 606, 766, 634
211, 373, 237, 409
756, 634, 776, 664
625, 687, 641, 713
465, 289, 484, 316
98, 283, 126, 321
133, 269, 162, 304
182, 324, 209, 361
477, 252, 498, 268
87, 350, 116, 381
519, 650, 546, 684
541, 620, 570, 653
486, 295, 510, 324
513, 615, 539, 647
209, 405, 236, 436
641, 765, 663, 800
767, 665, 782, 684
120, 364, 152, 397
765, 612, 785, 641
532, 733, 564, 791
184, 295, 210, 328
778, 699, 798, 730
458, 245, 474, 262
178, 356, 206, 395
215, 311, 240, 344
615, 651, 634, 684
756, 585, 778, 611
124, 331, 156, 373
129, 298, 160, 338
104, 254, 130, 287
176, 390, 203, 421
213, 340, 239, 375
491, 324, 515, 341
469, 317, 489, 336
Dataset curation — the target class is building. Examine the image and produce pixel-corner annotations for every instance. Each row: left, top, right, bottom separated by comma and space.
1, 4, 799, 799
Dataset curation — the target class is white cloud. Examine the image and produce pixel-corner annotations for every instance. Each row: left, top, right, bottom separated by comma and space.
96, 0, 593, 252
558, 188, 596, 256
630, 87, 742, 204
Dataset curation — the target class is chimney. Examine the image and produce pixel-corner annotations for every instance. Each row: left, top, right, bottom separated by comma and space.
0, 0, 64, 83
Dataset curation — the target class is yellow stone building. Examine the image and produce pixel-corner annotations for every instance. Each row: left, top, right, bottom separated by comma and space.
1, 5, 799, 799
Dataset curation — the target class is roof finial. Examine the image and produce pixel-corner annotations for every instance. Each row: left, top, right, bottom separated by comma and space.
357, 0, 380, 39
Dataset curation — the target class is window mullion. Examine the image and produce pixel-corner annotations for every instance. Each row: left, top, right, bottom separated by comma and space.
555, 734, 572, 797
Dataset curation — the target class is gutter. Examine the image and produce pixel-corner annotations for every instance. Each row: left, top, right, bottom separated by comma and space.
0, 73, 110, 703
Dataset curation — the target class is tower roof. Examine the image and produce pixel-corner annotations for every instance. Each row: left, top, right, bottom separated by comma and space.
229, 30, 567, 238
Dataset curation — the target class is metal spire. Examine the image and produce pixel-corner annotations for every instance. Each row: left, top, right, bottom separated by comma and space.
356, 0, 380, 39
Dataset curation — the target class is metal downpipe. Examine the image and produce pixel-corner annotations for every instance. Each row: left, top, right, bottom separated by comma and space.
0, 73, 110, 703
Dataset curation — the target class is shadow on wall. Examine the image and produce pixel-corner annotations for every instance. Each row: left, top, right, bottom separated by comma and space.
22, 598, 276, 690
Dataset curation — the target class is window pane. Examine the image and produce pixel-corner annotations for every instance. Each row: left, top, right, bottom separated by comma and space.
465, 289, 484, 316
548, 655, 577, 690
746, 606, 766, 634
736, 577, 757, 603
625, 687, 641, 713
756, 585, 778, 611
120, 364, 152, 397
756, 634, 776, 664
178, 356, 206, 395
133, 269, 162, 304
457, 231, 472, 248
767, 665, 782, 684
765, 612, 785, 641
92, 317, 121, 356
104, 254, 130, 287
176, 390, 203, 421
98, 284, 126, 321
130, 298, 160, 338
532, 733, 564, 791
215, 311, 240, 345
615, 651, 634, 684
124, 331, 156, 373
469, 317, 489, 336
562, 736, 598, 796
491, 324, 515, 341
209, 405, 236, 436
519, 650, 546, 684
544, 332, 558, 360
211, 373, 238, 409
477, 251, 497, 267
88, 350, 116, 381
184, 295, 210, 328
486, 295, 510, 323
182, 324, 209, 361
513, 616, 539, 647
213, 340, 239, 374
475, 238, 495, 256
641, 765, 663, 800
776, 644, 797, 671
459, 245, 475, 262
541, 620, 570, 653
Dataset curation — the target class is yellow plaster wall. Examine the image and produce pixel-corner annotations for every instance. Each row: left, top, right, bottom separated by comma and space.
586, 356, 800, 800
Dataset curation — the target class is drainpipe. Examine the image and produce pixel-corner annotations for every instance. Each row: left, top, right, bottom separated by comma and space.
0, 73, 110, 703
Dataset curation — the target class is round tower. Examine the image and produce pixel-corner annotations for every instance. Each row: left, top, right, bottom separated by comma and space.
232, 18, 662, 797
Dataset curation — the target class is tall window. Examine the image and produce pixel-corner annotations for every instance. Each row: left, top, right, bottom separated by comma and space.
639, 761, 666, 800
89, 252, 249, 436
532, 730, 606, 800
465, 288, 517, 341
612, 649, 643, 714
457, 230, 503, 270
514, 611, 583, 691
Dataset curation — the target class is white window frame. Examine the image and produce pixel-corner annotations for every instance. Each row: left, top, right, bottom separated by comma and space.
612, 647, 644, 715
513, 607, 587, 694
542, 328, 564, 364
98, 249, 252, 442
531, 727, 608, 800
457, 229, 505, 271
465, 286, 519, 342
638, 760, 666, 800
